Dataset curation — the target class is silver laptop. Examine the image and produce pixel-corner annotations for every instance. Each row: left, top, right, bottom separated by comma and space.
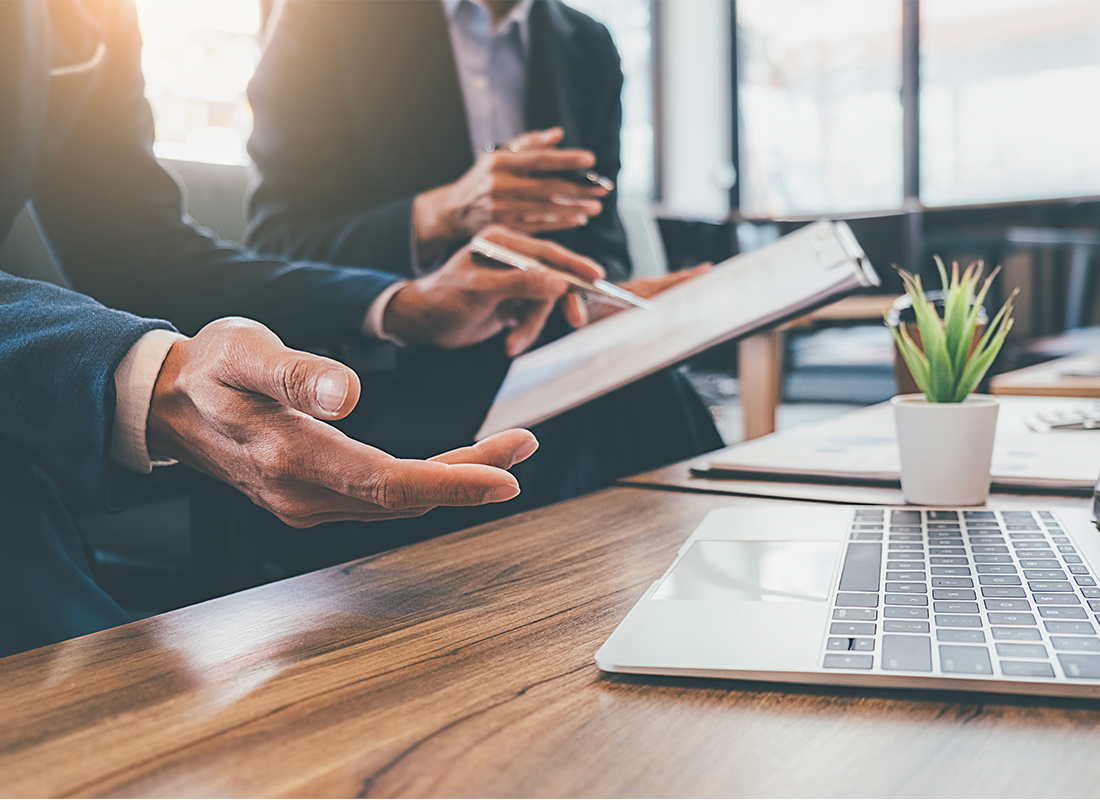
596, 505, 1100, 698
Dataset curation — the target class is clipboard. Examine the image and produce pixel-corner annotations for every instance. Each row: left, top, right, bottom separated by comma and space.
476, 220, 880, 439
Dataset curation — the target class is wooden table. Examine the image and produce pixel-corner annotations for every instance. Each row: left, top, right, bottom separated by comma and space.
3, 486, 1099, 798
991, 351, 1100, 398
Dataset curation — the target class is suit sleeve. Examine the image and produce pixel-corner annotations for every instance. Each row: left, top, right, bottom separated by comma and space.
0, 273, 172, 508
245, 0, 418, 276
30, 1, 401, 348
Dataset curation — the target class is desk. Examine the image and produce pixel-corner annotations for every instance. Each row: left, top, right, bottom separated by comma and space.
991, 351, 1100, 398
3, 486, 1098, 798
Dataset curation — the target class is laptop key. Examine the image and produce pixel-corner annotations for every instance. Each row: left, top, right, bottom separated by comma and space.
1058, 653, 1100, 679
1028, 581, 1074, 592
996, 643, 1047, 658
932, 577, 974, 588
984, 599, 1031, 612
931, 557, 970, 566
974, 555, 1013, 564
1038, 606, 1089, 620
884, 620, 930, 633
1024, 570, 1068, 580
1064, 556, 1084, 565
991, 627, 1043, 641
886, 572, 926, 582
979, 575, 1022, 586
937, 629, 986, 643
830, 622, 876, 635
838, 543, 882, 592
980, 587, 1026, 598
972, 545, 1010, 554
1034, 593, 1081, 605
887, 561, 925, 571
1083, 588, 1100, 598
1045, 621, 1096, 635
939, 645, 993, 674
933, 589, 977, 601
976, 565, 1018, 574
1050, 636, 1100, 652
823, 653, 873, 670
882, 634, 933, 671
929, 548, 966, 556
934, 601, 980, 614
835, 592, 879, 607
987, 612, 1036, 625
851, 531, 883, 540
1069, 565, 1091, 575
886, 594, 928, 606
932, 567, 972, 576
884, 606, 928, 619
1076, 576, 1098, 586
936, 615, 982, 628
1001, 661, 1056, 678
891, 510, 922, 524
1020, 560, 1062, 570
885, 583, 927, 594
833, 608, 877, 620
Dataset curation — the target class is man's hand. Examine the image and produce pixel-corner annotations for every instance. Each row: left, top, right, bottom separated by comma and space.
384, 225, 604, 356
587, 263, 713, 324
146, 318, 540, 528
412, 127, 608, 260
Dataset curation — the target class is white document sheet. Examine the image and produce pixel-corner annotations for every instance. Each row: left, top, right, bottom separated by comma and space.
477, 220, 880, 439
700, 396, 1100, 492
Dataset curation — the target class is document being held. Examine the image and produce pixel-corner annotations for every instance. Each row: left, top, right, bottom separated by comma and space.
477, 220, 880, 439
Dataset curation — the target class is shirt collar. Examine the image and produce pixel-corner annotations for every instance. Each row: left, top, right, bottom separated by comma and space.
443, 0, 535, 51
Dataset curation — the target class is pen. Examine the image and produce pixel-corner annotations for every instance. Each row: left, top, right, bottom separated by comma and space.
469, 236, 653, 310
483, 142, 615, 192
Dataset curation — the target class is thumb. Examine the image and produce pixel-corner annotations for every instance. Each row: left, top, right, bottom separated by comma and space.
214, 321, 362, 420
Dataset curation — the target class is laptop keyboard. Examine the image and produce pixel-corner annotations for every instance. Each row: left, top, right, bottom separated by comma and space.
823, 509, 1100, 681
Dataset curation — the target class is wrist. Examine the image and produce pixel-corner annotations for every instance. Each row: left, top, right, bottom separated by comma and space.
413, 186, 456, 261
382, 280, 438, 346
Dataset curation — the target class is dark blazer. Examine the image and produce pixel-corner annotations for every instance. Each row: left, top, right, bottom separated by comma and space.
1, 0, 400, 351
246, 0, 631, 281
0, 0, 408, 654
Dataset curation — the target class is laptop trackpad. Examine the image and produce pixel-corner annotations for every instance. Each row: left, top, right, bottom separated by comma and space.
654, 540, 839, 603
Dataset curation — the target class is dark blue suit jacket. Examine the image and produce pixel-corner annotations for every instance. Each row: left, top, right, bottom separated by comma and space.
0, 0, 410, 655
245, 0, 630, 281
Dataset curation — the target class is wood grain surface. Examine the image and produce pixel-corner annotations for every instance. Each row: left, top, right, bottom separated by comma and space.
3, 487, 1100, 798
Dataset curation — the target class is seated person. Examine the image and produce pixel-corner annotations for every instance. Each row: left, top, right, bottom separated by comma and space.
0, 0, 610, 656
245, 0, 724, 550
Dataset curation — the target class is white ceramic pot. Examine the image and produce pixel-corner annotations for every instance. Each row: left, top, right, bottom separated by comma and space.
891, 394, 1000, 506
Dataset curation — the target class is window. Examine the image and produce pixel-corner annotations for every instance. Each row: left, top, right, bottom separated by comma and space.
921, 0, 1100, 206
568, 0, 656, 201
736, 0, 904, 218
135, 0, 261, 166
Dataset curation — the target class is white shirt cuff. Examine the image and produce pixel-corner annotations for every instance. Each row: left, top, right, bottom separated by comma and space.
363, 281, 409, 345
110, 329, 187, 474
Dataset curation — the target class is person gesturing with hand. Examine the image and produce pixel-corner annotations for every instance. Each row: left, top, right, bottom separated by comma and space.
147, 317, 540, 528
412, 127, 608, 262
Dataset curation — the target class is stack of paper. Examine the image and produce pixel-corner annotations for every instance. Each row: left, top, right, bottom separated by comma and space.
698, 396, 1100, 493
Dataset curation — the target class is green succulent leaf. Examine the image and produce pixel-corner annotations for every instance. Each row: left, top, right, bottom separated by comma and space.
888, 260, 1017, 403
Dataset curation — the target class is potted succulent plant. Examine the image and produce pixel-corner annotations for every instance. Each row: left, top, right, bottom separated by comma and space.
888, 258, 1018, 505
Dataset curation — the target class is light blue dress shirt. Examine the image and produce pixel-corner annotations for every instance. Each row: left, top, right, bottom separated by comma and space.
442, 0, 534, 157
